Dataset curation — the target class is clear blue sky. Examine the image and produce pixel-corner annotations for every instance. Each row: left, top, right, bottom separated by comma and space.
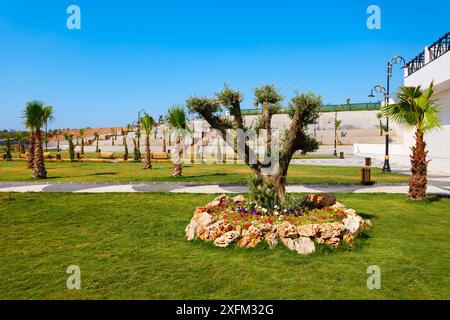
0, 0, 449, 130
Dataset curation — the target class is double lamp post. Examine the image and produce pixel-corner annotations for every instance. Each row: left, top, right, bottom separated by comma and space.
368, 55, 406, 173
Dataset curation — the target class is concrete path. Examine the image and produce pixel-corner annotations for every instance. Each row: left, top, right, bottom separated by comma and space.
291, 156, 450, 190
0, 181, 449, 195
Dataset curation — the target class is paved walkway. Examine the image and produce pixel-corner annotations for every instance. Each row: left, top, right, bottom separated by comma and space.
0, 181, 449, 195
292, 156, 450, 190
2, 156, 450, 195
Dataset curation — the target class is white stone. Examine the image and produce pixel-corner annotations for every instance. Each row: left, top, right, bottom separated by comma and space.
185, 221, 199, 241
193, 211, 214, 227
281, 237, 315, 255
214, 231, 240, 248
330, 201, 345, 209
232, 195, 246, 203
342, 215, 363, 236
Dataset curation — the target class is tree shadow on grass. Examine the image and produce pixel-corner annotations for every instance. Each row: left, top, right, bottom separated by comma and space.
424, 194, 450, 203
357, 211, 376, 220
88, 172, 118, 176
179, 173, 228, 179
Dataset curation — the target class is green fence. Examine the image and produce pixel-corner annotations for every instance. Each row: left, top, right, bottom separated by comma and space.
241, 102, 381, 116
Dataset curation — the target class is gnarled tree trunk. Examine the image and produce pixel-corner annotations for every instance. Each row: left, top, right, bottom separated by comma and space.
27, 132, 35, 169
409, 129, 428, 200
144, 134, 152, 169
262, 102, 272, 159
33, 130, 47, 179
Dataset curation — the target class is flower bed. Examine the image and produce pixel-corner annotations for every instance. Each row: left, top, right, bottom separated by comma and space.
185, 194, 372, 255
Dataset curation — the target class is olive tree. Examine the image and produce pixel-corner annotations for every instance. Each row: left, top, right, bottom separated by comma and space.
186, 84, 321, 204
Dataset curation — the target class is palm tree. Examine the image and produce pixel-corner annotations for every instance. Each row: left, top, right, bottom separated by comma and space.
383, 82, 441, 200
23, 122, 35, 169
79, 129, 85, 154
5, 133, 12, 161
167, 106, 188, 177
335, 119, 342, 145
134, 127, 142, 161
162, 127, 168, 153
23, 101, 51, 179
43, 105, 54, 151
15, 132, 26, 154
376, 112, 384, 136
140, 113, 155, 169
121, 128, 129, 160
110, 128, 116, 146
94, 132, 100, 153
65, 133, 75, 162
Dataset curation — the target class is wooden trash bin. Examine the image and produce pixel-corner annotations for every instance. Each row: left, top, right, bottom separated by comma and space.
361, 167, 374, 186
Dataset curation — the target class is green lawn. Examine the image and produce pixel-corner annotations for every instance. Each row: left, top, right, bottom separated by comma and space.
0, 161, 408, 184
0, 192, 449, 299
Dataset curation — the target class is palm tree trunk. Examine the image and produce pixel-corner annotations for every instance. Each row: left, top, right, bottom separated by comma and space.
163, 133, 167, 153
172, 136, 182, 177
33, 129, 47, 179
144, 134, 152, 169
44, 121, 48, 151
27, 132, 35, 169
137, 139, 140, 159
262, 102, 272, 158
409, 129, 428, 200
81, 138, 84, 154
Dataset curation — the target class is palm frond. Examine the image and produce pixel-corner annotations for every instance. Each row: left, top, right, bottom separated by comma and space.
139, 113, 155, 135
23, 100, 46, 130
383, 83, 441, 133
167, 106, 188, 130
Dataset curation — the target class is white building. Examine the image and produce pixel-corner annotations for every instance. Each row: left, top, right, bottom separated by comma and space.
355, 32, 450, 173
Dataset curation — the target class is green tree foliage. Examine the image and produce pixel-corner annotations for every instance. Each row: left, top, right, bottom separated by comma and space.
187, 84, 321, 204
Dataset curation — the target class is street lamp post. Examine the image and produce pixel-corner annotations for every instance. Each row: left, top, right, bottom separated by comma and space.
369, 84, 388, 170
333, 108, 338, 156
369, 56, 406, 173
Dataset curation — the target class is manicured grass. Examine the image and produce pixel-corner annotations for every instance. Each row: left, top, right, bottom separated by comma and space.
0, 192, 449, 299
8, 151, 130, 159
0, 161, 408, 184
7, 151, 338, 160
291, 153, 339, 159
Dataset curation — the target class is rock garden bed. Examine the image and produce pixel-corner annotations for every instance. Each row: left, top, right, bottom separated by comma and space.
185, 194, 372, 255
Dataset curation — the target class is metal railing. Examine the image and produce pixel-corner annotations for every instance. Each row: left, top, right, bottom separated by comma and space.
429, 31, 450, 62
240, 102, 381, 116
406, 31, 450, 76
406, 52, 425, 76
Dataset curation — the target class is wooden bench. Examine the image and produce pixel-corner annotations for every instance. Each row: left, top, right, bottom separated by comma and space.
152, 152, 170, 162
98, 152, 115, 159
19, 153, 28, 160
43, 152, 52, 159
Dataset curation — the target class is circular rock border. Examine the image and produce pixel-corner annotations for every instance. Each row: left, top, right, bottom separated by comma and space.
185, 194, 372, 255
